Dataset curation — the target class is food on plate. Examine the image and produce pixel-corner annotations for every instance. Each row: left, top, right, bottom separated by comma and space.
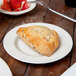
1, 3, 12, 12
17, 26, 59, 56
1, 0, 30, 12
3, 0, 10, 3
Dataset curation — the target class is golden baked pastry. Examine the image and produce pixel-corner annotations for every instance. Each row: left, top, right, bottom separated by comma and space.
17, 26, 59, 56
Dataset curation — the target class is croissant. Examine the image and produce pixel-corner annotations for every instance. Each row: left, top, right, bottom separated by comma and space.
17, 26, 59, 56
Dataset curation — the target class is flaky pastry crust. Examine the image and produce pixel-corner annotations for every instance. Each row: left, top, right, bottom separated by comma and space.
17, 26, 59, 56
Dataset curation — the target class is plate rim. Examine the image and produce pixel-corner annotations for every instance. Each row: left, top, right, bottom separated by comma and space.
3, 23, 73, 64
0, 58, 13, 76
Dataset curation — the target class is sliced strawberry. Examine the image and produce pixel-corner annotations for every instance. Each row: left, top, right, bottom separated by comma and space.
10, 0, 22, 10
3, 0, 10, 3
22, 2, 29, 10
14, 8, 21, 12
21, 0, 27, 3
1, 3, 12, 12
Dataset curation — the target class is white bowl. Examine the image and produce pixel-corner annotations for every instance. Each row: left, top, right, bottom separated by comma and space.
0, 0, 36, 15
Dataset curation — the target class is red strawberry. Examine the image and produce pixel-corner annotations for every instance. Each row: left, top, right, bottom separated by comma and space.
10, 0, 22, 10
21, 0, 26, 2
1, 3, 12, 12
22, 2, 29, 10
14, 8, 21, 12
3, 0, 10, 3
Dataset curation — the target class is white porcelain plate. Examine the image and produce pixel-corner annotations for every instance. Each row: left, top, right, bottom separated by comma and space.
3, 23, 73, 64
0, 58, 12, 76
0, 0, 36, 15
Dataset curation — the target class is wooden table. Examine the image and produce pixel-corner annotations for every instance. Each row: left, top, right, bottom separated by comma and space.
0, 0, 76, 76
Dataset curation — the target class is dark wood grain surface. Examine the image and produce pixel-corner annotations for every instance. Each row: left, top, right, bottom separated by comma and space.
0, 0, 76, 76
